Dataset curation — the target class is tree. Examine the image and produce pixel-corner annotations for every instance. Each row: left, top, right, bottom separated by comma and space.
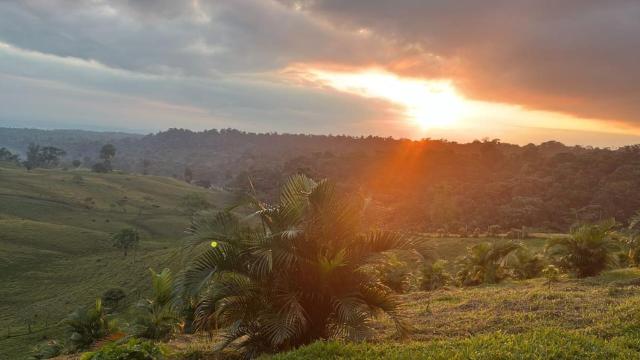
456, 240, 521, 286
181, 174, 413, 357
100, 144, 116, 162
179, 193, 211, 216
94, 144, 116, 172
545, 219, 618, 278
0, 147, 20, 164
23, 143, 66, 169
184, 167, 193, 183
111, 228, 140, 257
72, 159, 82, 168
142, 159, 151, 175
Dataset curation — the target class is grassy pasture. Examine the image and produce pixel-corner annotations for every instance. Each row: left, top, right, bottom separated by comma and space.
0, 166, 230, 359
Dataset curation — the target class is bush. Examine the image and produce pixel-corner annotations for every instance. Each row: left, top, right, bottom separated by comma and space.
508, 248, 544, 280
456, 241, 521, 286
30, 341, 62, 359
487, 225, 501, 237
546, 220, 618, 278
80, 338, 167, 360
66, 299, 113, 351
102, 288, 126, 311
377, 254, 412, 293
419, 260, 450, 291
134, 269, 178, 340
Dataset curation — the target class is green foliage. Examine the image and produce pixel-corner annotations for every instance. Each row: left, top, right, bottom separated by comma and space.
0, 147, 20, 164
179, 193, 212, 216
268, 328, 639, 359
111, 228, 140, 257
80, 338, 167, 360
181, 174, 414, 357
455, 240, 521, 286
419, 260, 450, 291
546, 220, 618, 277
29, 340, 63, 359
542, 265, 561, 288
507, 248, 545, 280
24, 143, 66, 169
487, 225, 501, 237
66, 299, 112, 351
134, 269, 179, 340
376, 254, 412, 293
102, 288, 127, 311
100, 144, 116, 162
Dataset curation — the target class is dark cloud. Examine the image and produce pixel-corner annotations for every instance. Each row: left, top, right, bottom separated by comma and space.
0, 0, 395, 76
282, 0, 640, 123
1, 0, 640, 134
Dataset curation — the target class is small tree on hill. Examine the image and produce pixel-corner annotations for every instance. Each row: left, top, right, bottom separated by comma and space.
0, 147, 20, 164
93, 144, 116, 172
23, 143, 66, 169
184, 166, 193, 183
111, 228, 140, 257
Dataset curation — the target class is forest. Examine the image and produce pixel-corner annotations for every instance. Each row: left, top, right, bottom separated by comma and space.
3, 127, 640, 231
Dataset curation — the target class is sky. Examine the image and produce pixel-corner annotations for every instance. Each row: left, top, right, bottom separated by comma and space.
1, 0, 640, 146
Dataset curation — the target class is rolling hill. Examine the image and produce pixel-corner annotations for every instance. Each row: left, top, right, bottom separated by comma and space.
0, 164, 231, 359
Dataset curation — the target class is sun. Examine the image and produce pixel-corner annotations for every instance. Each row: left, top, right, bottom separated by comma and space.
307, 69, 468, 129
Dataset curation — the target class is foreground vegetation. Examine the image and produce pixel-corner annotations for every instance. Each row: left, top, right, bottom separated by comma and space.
5, 162, 640, 359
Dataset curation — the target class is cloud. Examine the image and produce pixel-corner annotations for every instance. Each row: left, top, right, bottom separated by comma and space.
0, 41, 402, 135
281, 0, 640, 124
1, 0, 640, 139
0, 0, 393, 76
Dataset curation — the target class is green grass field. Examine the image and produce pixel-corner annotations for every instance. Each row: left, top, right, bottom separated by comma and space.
270, 269, 640, 359
0, 166, 232, 359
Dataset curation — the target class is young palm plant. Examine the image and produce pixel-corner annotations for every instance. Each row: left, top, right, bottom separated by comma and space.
625, 212, 640, 265
545, 219, 619, 278
134, 268, 179, 340
455, 240, 521, 286
179, 174, 414, 358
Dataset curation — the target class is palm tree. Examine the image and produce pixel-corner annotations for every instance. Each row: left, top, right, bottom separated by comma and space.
179, 174, 413, 358
455, 240, 521, 286
545, 219, 618, 278
625, 212, 640, 265
135, 269, 179, 340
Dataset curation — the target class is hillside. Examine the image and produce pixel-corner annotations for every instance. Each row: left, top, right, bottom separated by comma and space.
0, 165, 231, 359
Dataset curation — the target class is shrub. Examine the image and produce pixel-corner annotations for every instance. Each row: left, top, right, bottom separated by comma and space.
456, 241, 521, 286
542, 265, 561, 289
66, 299, 113, 351
134, 269, 179, 340
102, 288, 126, 311
419, 260, 450, 291
507, 248, 544, 280
30, 341, 63, 359
546, 220, 618, 277
80, 338, 166, 360
377, 254, 412, 293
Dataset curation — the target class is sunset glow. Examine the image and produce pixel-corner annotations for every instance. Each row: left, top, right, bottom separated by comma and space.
309, 70, 468, 129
